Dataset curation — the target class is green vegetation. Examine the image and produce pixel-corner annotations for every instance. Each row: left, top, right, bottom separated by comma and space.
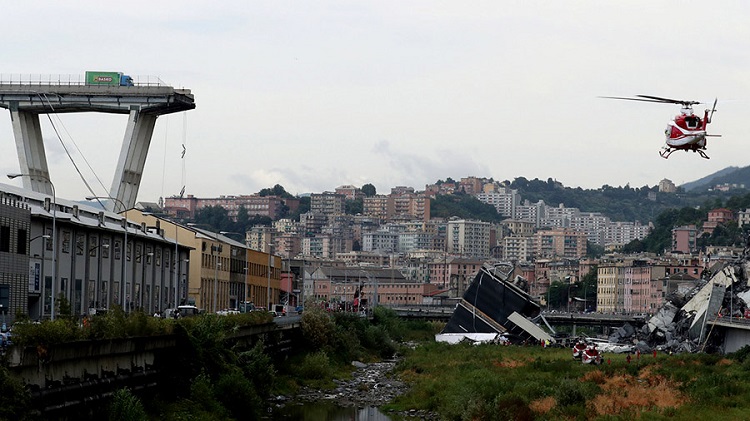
430, 193, 504, 222
387, 342, 750, 420
274, 306, 442, 394
109, 388, 148, 421
10, 307, 272, 347
1, 305, 439, 420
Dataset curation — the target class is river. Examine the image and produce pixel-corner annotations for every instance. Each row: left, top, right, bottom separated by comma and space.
265, 401, 392, 420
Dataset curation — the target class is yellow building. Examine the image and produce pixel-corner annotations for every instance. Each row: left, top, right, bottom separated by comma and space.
128, 210, 280, 312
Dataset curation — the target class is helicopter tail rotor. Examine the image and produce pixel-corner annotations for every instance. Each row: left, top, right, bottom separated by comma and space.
709, 98, 718, 122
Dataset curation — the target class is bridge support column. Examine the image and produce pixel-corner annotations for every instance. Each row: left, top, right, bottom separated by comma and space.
109, 108, 157, 211
10, 106, 53, 195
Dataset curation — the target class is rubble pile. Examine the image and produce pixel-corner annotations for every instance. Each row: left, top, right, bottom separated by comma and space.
609, 261, 750, 354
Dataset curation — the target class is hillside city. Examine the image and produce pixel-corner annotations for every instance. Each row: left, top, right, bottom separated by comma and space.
151, 175, 747, 315
4, 172, 750, 326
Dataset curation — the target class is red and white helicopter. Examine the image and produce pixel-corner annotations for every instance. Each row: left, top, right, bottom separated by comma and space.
603, 95, 719, 159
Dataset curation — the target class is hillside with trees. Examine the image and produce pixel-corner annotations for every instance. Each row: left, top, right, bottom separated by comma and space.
504, 176, 749, 223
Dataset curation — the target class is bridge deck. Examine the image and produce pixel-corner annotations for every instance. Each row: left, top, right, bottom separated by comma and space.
0, 84, 195, 115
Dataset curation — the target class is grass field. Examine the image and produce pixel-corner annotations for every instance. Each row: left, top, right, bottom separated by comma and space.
385, 342, 750, 420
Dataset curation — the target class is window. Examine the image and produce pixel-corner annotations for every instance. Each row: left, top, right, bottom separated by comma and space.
62, 231, 71, 253
17, 229, 27, 254
76, 233, 85, 255
102, 238, 110, 258
0, 285, 8, 314
45, 227, 53, 251
89, 236, 99, 257
0, 226, 9, 252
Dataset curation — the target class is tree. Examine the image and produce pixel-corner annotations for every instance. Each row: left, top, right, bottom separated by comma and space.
259, 184, 294, 199
586, 242, 604, 258
345, 198, 363, 215
194, 205, 231, 232
576, 267, 598, 311
362, 183, 377, 197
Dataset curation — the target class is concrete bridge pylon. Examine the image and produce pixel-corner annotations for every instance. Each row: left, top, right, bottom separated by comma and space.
0, 75, 195, 209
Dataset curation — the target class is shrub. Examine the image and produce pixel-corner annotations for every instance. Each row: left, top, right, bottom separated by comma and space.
301, 307, 336, 350
109, 388, 148, 421
362, 325, 397, 358
299, 351, 333, 380
238, 341, 276, 399
214, 369, 263, 419
189, 372, 226, 417
730, 344, 750, 363
0, 366, 30, 420
11, 318, 80, 347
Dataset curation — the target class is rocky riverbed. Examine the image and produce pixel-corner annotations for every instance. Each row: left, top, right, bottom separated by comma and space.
270, 359, 438, 420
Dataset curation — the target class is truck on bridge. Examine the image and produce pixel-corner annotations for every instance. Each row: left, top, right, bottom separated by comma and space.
85, 71, 134, 86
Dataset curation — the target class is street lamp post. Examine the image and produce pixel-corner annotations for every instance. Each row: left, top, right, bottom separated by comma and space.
29, 234, 51, 320
566, 276, 577, 314
173, 223, 179, 311
267, 243, 273, 312
133, 252, 154, 312
214, 261, 221, 313
86, 196, 128, 312
87, 243, 110, 312
9, 173, 56, 320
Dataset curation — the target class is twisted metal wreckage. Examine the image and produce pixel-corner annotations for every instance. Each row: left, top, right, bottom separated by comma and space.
436, 261, 750, 355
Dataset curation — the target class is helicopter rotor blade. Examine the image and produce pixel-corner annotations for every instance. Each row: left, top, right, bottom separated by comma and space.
636, 95, 701, 106
599, 96, 671, 104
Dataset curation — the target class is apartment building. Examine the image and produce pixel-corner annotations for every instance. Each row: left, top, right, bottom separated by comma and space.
363, 195, 389, 221
389, 192, 430, 222
446, 219, 491, 259
164, 194, 293, 220
334, 185, 363, 201
739, 209, 750, 227
703, 208, 734, 235
534, 228, 587, 259
514, 200, 546, 227
310, 192, 346, 217
476, 188, 520, 218
362, 231, 398, 253
0, 197, 30, 322
597, 263, 624, 313
672, 225, 698, 253
502, 236, 535, 262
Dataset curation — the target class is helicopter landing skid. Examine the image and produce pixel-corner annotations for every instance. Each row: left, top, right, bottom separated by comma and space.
659, 148, 674, 159
659, 147, 710, 159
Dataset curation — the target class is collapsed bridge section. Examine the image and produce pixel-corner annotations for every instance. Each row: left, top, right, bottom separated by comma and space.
438, 262, 553, 344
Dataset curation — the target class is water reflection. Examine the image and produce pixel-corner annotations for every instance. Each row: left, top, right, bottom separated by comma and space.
268, 401, 392, 421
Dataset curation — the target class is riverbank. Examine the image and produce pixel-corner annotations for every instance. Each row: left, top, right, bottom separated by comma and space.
271, 357, 438, 420
386, 341, 750, 420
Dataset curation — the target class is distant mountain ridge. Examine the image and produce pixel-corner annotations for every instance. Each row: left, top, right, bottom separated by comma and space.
681, 166, 749, 192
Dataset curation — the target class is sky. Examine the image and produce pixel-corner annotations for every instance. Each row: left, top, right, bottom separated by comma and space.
2, 1, 750, 203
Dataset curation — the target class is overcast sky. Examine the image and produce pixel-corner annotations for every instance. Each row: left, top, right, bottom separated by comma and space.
2, 1, 749, 203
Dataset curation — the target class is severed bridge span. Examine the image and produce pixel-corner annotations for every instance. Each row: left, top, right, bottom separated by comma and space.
0, 73, 195, 210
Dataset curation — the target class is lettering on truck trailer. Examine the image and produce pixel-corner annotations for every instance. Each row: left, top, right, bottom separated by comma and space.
94, 76, 114, 83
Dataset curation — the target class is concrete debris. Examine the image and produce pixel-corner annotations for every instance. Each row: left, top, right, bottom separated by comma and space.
612, 260, 750, 355
438, 258, 750, 355
439, 263, 549, 345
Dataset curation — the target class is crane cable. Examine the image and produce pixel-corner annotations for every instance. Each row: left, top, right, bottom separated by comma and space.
38, 93, 108, 207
